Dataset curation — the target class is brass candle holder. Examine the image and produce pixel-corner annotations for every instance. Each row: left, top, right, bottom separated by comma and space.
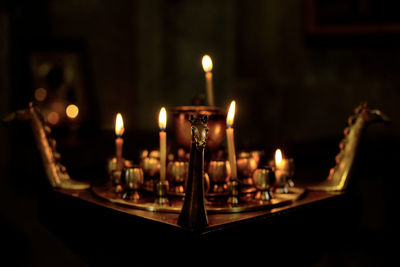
274, 158, 295, 194
237, 151, 258, 186
167, 160, 188, 194
8, 101, 390, 234
252, 167, 275, 201
140, 150, 161, 191
107, 156, 133, 178
154, 179, 170, 205
122, 166, 144, 201
111, 170, 123, 194
208, 160, 230, 193
171, 106, 226, 151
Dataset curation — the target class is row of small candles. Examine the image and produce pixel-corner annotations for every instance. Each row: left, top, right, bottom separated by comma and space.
114, 101, 292, 187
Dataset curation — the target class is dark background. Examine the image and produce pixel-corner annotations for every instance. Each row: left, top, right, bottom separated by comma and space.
0, 0, 399, 266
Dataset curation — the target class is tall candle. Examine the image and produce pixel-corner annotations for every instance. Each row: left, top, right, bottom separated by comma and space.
158, 107, 167, 181
202, 55, 215, 106
115, 113, 125, 171
226, 101, 237, 180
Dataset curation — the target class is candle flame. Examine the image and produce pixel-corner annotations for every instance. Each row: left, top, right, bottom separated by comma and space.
226, 100, 236, 127
158, 107, 167, 130
115, 113, 124, 136
202, 55, 213, 72
275, 149, 282, 166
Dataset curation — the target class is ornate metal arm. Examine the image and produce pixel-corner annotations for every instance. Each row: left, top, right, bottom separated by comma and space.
308, 103, 390, 192
3, 103, 90, 190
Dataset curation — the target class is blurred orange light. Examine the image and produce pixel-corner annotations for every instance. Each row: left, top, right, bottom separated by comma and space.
34, 88, 47, 102
47, 112, 60, 125
66, 104, 79, 119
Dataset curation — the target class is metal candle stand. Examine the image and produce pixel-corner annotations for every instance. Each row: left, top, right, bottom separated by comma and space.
4, 102, 390, 232
96, 109, 308, 231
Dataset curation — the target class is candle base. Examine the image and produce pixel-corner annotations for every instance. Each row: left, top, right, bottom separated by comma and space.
112, 170, 124, 194
255, 190, 273, 202
274, 174, 290, 194
154, 180, 170, 205
123, 190, 140, 202
227, 180, 240, 205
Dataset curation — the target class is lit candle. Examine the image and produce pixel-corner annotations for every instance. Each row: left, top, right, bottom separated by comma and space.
202, 55, 215, 106
226, 100, 237, 180
115, 113, 125, 171
274, 149, 283, 181
274, 148, 293, 182
158, 107, 167, 181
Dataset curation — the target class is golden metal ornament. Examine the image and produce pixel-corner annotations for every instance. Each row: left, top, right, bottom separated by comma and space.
308, 103, 390, 192
3, 103, 90, 190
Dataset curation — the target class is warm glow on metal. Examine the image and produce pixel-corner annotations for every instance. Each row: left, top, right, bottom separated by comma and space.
115, 113, 125, 136
226, 100, 236, 127
202, 55, 213, 72
66, 104, 79, 119
275, 149, 283, 166
158, 107, 167, 130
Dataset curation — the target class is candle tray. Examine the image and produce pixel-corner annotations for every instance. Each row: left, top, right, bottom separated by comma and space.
91, 181, 306, 214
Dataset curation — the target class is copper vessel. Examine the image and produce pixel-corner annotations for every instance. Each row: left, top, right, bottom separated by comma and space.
171, 106, 226, 151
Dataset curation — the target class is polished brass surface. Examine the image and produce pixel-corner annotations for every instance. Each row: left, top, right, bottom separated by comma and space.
140, 150, 161, 192
309, 104, 390, 192
154, 179, 170, 205
122, 166, 144, 201
140, 151, 160, 178
237, 152, 258, 186
249, 150, 264, 165
253, 167, 275, 201
171, 106, 226, 151
178, 115, 209, 230
167, 161, 188, 184
107, 157, 117, 177
107, 157, 134, 179
91, 182, 307, 213
227, 180, 240, 205
274, 158, 295, 194
112, 170, 123, 193
203, 173, 210, 194
3, 103, 90, 190
208, 160, 230, 193
167, 160, 188, 193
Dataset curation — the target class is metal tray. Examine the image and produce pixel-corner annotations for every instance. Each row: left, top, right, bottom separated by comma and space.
91, 181, 307, 214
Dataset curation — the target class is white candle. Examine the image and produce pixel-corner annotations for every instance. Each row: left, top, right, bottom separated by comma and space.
202, 55, 215, 106
115, 113, 125, 171
226, 101, 237, 180
158, 107, 167, 181
275, 148, 290, 182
